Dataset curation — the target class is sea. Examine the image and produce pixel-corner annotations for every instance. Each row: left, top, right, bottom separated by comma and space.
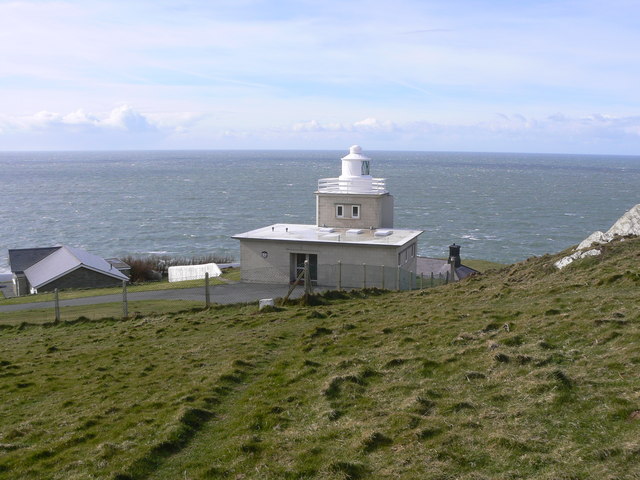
1, 150, 639, 273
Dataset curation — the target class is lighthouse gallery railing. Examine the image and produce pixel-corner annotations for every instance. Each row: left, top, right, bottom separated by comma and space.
316, 177, 387, 194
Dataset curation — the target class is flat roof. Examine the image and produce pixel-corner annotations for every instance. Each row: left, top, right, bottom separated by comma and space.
233, 223, 422, 247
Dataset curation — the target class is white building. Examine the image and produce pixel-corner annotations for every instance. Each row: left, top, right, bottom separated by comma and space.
233, 146, 423, 288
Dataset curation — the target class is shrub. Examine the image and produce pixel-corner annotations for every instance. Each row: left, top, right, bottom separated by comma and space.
121, 254, 234, 283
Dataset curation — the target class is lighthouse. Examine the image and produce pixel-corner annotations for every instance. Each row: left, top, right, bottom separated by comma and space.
338, 144, 373, 192
233, 146, 421, 287
316, 145, 394, 229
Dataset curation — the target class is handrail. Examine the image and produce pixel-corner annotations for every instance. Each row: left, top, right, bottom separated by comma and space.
317, 177, 387, 194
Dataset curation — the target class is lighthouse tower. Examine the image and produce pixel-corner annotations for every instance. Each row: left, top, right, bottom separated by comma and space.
316, 145, 394, 229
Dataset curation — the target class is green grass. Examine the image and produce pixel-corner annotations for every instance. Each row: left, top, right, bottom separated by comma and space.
0, 269, 239, 306
1, 239, 640, 479
0, 300, 203, 325
461, 258, 506, 272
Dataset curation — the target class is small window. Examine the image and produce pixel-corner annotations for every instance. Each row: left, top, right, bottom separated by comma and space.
336, 205, 344, 218
361, 160, 370, 175
351, 205, 360, 219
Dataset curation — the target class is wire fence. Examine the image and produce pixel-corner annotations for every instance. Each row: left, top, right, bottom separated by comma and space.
0, 264, 454, 324
240, 261, 451, 292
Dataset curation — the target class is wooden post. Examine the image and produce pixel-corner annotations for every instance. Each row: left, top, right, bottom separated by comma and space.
410, 271, 414, 290
363, 263, 367, 289
304, 259, 311, 296
381, 265, 385, 290
54, 288, 60, 323
337, 261, 342, 291
431, 272, 434, 287
420, 273, 424, 289
445, 271, 449, 285
122, 280, 128, 318
205, 272, 210, 307
396, 266, 401, 291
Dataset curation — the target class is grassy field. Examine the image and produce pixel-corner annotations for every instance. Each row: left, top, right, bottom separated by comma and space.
0, 269, 241, 306
1, 239, 639, 479
0, 300, 204, 325
459, 258, 505, 272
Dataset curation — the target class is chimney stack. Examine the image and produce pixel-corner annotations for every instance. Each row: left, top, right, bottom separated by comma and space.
448, 243, 461, 268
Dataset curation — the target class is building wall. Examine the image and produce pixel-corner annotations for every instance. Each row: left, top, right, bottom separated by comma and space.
13, 273, 28, 296
315, 193, 394, 229
239, 238, 418, 288
36, 267, 125, 293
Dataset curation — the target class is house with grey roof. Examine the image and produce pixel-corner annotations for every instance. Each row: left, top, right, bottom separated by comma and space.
8, 246, 129, 296
416, 244, 479, 282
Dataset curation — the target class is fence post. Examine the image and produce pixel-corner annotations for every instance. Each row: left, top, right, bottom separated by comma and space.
431, 272, 434, 287
337, 261, 342, 291
445, 271, 449, 285
122, 280, 128, 318
54, 288, 60, 323
396, 266, 401, 291
381, 265, 385, 290
304, 259, 311, 296
205, 272, 210, 308
410, 270, 414, 290
363, 263, 367, 289
420, 273, 424, 289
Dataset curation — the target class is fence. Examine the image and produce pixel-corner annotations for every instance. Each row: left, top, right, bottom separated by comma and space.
240, 261, 451, 292
0, 265, 453, 325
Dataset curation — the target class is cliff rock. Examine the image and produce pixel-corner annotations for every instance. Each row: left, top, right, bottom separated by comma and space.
556, 204, 640, 269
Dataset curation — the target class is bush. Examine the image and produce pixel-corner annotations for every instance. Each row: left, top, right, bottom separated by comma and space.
121, 254, 235, 283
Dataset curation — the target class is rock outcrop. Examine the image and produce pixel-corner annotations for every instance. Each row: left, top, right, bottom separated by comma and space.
555, 204, 640, 269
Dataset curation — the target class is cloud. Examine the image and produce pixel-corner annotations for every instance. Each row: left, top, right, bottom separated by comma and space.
284, 113, 640, 153
102, 105, 156, 132
0, 105, 210, 150
292, 118, 397, 133
1, 105, 165, 134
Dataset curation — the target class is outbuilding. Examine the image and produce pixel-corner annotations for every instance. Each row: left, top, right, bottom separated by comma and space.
8, 245, 129, 295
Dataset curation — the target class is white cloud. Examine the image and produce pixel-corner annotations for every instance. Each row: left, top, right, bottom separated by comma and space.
1, 105, 164, 134
292, 118, 397, 134
283, 113, 640, 153
102, 105, 156, 132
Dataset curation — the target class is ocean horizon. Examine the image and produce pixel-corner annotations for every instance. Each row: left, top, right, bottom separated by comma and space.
2, 149, 639, 273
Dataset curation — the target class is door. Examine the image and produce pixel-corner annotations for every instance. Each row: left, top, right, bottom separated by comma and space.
291, 253, 318, 284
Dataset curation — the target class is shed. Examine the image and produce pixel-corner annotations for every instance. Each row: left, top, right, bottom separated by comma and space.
8, 246, 129, 295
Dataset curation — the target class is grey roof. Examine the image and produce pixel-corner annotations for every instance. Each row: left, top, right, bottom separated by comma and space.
105, 258, 131, 270
24, 246, 129, 289
416, 256, 478, 281
8, 247, 62, 273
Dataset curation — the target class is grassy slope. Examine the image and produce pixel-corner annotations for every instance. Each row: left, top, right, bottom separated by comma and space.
461, 258, 506, 272
1, 239, 640, 479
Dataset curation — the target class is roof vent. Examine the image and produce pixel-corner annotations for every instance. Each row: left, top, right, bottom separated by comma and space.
346, 229, 364, 234
319, 227, 336, 233
374, 229, 393, 237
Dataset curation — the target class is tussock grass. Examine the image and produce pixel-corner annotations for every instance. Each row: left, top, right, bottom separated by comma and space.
2, 237, 640, 478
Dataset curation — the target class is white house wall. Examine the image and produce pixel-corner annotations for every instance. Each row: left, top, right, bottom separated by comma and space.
239, 238, 418, 288
316, 193, 394, 229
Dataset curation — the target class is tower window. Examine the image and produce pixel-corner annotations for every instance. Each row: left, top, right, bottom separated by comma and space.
352, 205, 360, 219
361, 160, 370, 175
336, 205, 344, 218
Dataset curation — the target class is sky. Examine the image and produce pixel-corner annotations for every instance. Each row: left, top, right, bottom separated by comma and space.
0, 0, 639, 154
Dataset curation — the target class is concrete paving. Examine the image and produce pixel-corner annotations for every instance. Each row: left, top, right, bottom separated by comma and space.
0, 282, 306, 313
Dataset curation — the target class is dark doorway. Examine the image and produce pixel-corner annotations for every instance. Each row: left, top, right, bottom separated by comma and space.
291, 253, 318, 284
